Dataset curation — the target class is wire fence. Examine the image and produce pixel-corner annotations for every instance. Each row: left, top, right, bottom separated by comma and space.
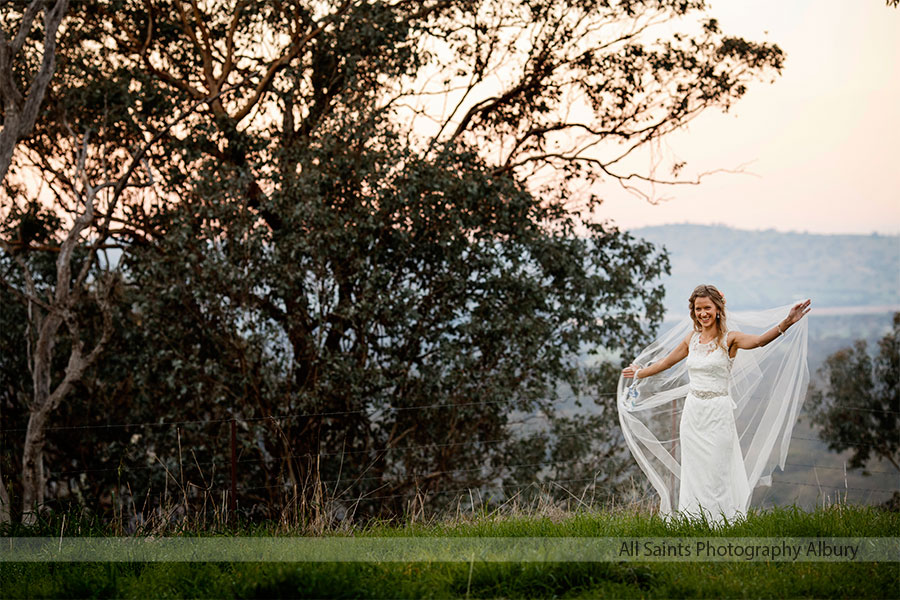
1, 392, 896, 436
0, 393, 618, 434
1, 390, 896, 515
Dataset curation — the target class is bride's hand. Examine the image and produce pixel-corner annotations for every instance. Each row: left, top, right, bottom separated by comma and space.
787, 299, 812, 324
622, 364, 641, 379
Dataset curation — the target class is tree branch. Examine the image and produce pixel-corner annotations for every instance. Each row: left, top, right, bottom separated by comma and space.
232, 0, 355, 123
0, 0, 69, 184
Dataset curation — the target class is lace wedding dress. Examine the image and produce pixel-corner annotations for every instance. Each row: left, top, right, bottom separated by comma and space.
617, 305, 809, 525
678, 332, 749, 522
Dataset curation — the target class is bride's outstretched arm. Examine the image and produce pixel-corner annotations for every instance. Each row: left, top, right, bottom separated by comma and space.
731, 299, 812, 351
622, 333, 691, 380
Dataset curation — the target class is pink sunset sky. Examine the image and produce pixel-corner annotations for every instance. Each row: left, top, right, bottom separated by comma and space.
594, 0, 899, 235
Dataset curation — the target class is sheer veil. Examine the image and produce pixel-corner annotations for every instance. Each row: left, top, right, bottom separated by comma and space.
616, 304, 809, 516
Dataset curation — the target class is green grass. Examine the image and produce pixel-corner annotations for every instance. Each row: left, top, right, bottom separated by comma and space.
2, 558, 896, 599
350, 503, 899, 538
1, 505, 898, 599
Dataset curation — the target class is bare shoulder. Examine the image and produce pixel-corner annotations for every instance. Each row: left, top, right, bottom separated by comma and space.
681, 332, 693, 347
727, 330, 755, 355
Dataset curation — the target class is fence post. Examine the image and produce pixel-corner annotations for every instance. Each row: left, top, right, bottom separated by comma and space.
230, 419, 237, 516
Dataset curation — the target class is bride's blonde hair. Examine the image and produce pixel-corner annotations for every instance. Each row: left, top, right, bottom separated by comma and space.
689, 284, 727, 348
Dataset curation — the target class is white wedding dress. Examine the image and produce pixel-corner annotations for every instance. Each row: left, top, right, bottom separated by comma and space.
617, 305, 809, 526
677, 331, 749, 523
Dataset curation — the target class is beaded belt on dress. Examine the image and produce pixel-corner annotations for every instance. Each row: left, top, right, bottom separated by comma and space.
690, 389, 729, 399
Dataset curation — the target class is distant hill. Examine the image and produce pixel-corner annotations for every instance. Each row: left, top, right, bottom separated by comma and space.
630, 224, 900, 315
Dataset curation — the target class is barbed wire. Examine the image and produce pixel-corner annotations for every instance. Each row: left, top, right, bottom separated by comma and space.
239, 475, 629, 500
254, 456, 627, 488
234, 430, 591, 462
2, 388, 893, 501
50, 456, 894, 501
1, 392, 895, 435
0, 393, 618, 434
238, 475, 898, 501
49, 429, 623, 479
43, 428, 897, 480
792, 435, 887, 449
824, 405, 900, 415
51, 448, 587, 483
46, 450, 900, 483
784, 462, 897, 476
69, 430, 900, 482
773, 479, 897, 494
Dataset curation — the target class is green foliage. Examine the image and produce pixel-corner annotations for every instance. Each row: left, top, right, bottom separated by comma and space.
807, 314, 900, 473
118, 119, 669, 519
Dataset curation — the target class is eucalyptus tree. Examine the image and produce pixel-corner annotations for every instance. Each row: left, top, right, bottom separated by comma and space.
0, 0, 69, 524
0, 1, 221, 523
808, 314, 900, 474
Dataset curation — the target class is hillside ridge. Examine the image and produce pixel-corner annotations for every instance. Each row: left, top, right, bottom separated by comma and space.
630, 224, 899, 313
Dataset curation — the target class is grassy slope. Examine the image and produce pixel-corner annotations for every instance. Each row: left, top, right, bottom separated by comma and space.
1, 505, 897, 599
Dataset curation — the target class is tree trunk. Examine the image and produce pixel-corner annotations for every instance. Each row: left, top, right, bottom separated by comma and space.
20, 409, 50, 520
20, 308, 60, 523
0, 401, 10, 523
17, 181, 110, 523
0, 472, 10, 524
19, 298, 111, 524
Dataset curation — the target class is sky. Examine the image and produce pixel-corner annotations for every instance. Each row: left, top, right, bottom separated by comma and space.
593, 0, 900, 236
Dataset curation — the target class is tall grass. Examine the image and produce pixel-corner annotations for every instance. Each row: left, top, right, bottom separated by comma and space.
3, 482, 897, 539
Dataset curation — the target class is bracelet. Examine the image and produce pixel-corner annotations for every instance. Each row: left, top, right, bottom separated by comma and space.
776, 323, 784, 336
634, 367, 642, 380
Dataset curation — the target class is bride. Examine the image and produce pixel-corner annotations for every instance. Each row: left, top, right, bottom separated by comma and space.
618, 285, 811, 524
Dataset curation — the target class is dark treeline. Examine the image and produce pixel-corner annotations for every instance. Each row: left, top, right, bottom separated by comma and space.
0, 0, 785, 527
